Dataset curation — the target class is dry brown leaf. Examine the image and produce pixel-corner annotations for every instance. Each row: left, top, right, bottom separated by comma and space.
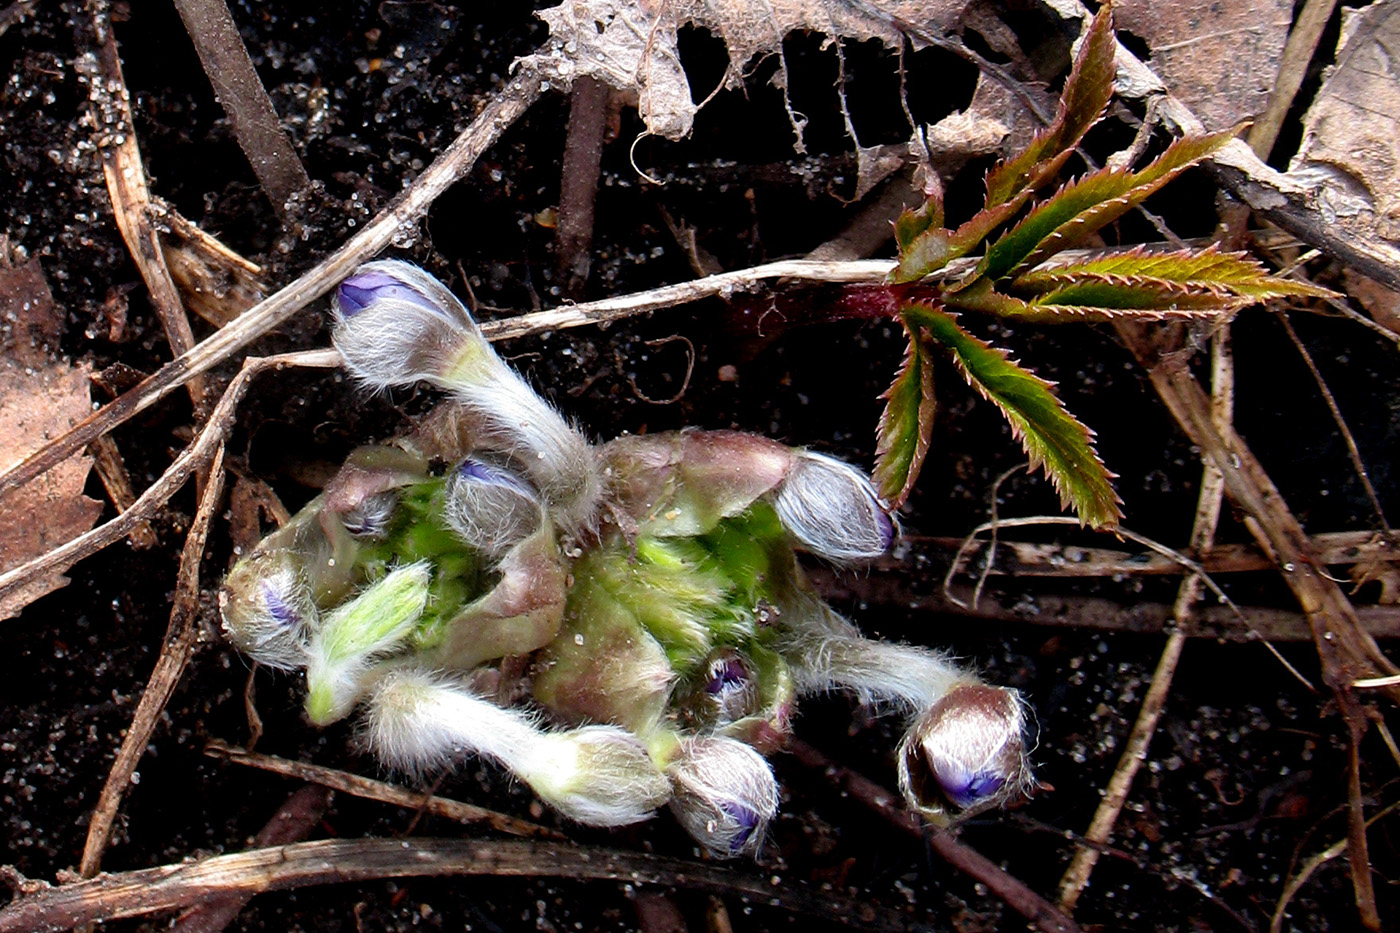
530, 0, 969, 142
0, 256, 104, 620
1290, 0, 1400, 245
1115, 0, 1293, 131
1342, 268, 1400, 336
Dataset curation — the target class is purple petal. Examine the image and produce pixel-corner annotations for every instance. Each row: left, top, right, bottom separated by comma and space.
261, 580, 300, 628
336, 271, 439, 318
458, 457, 535, 496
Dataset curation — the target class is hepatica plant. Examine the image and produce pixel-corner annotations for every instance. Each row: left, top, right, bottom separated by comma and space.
222, 258, 1033, 856
868, 5, 1329, 525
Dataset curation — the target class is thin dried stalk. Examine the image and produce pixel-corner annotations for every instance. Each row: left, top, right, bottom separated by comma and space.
0, 838, 921, 933
169, 785, 332, 933
204, 740, 562, 839
0, 350, 340, 609
0, 65, 550, 498
87, 2, 207, 414
172, 0, 312, 225
786, 738, 1080, 933
1058, 327, 1234, 912
78, 442, 227, 877
1247, 0, 1341, 156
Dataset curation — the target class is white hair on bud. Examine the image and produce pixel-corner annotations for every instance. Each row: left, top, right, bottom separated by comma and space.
304, 562, 431, 725
332, 260, 601, 533
443, 361, 602, 535
219, 552, 316, 671
365, 667, 671, 826
896, 684, 1033, 822
443, 458, 544, 560
772, 451, 895, 562
780, 596, 973, 712
666, 735, 779, 857
331, 260, 477, 390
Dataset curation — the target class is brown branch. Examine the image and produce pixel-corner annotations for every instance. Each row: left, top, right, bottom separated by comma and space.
0, 65, 549, 499
1058, 326, 1234, 912
0, 838, 923, 933
903, 530, 1398, 579
1246, 0, 1340, 156
786, 738, 1081, 933
168, 784, 332, 933
86, 435, 156, 548
204, 740, 563, 840
556, 75, 608, 297
86, 1, 207, 415
809, 567, 1400, 642
171, 0, 312, 226
78, 442, 227, 877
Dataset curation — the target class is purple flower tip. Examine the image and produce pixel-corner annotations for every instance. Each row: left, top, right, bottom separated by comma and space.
458, 457, 534, 495
721, 801, 762, 852
336, 271, 430, 318
704, 656, 748, 695
939, 770, 1006, 809
261, 581, 300, 628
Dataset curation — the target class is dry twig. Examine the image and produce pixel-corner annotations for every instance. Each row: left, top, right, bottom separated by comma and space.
171, 0, 312, 226
0, 350, 340, 609
1058, 326, 1234, 912
786, 738, 1080, 933
85, 2, 206, 415
168, 784, 332, 933
204, 740, 562, 839
78, 442, 227, 877
0, 838, 921, 933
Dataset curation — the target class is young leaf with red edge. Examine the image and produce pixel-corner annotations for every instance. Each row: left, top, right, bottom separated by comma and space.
1014, 245, 1339, 302
873, 324, 936, 508
973, 130, 1235, 283
904, 302, 1121, 528
982, 2, 1117, 210
943, 277, 1245, 322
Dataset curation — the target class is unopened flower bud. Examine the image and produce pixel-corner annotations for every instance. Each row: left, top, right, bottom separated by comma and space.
773, 450, 895, 562
521, 726, 673, 827
367, 668, 671, 825
897, 684, 1032, 823
305, 562, 431, 725
332, 260, 600, 532
340, 491, 398, 538
443, 456, 542, 560
332, 260, 480, 389
666, 736, 779, 857
219, 551, 316, 670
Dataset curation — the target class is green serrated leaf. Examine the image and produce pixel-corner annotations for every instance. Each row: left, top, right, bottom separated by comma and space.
984, 4, 1116, 209
976, 131, 1235, 282
904, 303, 1121, 528
895, 196, 944, 253
944, 277, 1236, 322
1015, 245, 1340, 302
874, 322, 936, 507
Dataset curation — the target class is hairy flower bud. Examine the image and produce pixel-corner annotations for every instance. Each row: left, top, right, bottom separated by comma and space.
219, 551, 316, 670
772, 451, 895, 562
305, 562, 432, 725
443, 456, 542, 560
666, 735, 779, 857
332, 260, 600, 532
367, 668, 671, 826
897, 684, 1032, 823
332, 260, 479, 389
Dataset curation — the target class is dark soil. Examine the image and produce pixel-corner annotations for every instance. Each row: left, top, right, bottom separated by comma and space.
3, 2, 1398, 931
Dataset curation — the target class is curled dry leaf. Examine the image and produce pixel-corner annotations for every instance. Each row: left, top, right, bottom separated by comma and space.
1115, 0, 1293, 132
0, 256, 103, 620
529, 0, 970, 141
1290, 0, 1400, 246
